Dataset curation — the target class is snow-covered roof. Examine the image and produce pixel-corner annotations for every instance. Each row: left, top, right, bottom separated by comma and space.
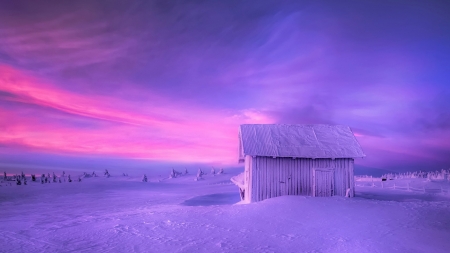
239, 124, 365, 161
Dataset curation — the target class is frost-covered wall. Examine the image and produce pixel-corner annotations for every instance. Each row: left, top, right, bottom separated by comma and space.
244, 156, 354, 202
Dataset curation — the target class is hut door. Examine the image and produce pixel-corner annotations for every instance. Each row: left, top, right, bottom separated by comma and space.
313, 168, 335, 197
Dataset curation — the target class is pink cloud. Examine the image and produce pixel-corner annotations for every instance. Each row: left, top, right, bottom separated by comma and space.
0, 65, 275, 164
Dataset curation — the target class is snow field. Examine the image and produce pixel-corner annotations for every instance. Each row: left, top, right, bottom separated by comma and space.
0, 170, 449, 253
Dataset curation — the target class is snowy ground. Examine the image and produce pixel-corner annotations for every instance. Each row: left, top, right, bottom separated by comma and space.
1, 170, 450, 253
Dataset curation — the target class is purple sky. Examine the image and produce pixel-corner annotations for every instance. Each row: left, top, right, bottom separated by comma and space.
0, 0, 449, 174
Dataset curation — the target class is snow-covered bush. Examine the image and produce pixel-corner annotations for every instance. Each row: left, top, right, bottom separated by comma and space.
68, 175, 72, 183
211, 168, 215, 176
230, 173, 245, 200
382, 169, 450, 181
31, 174, 36, 182
169, 168, 182, 178
142, 174, 148, 182
104, 169, 111, 178
184, 168, 188, 175
345, 188, 351, 197
195, 168, 204, 181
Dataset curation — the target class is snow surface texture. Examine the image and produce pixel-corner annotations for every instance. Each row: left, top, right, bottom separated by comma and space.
239, 124, 366, 160
1, 170, 450, 253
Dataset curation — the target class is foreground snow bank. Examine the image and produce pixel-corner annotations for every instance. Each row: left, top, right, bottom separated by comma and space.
0, 171, 449, 252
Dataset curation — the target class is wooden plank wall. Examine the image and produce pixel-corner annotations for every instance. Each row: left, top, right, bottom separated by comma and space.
248, 156, 354, 202
311, 158, 354, 197
313, 169, 335, 197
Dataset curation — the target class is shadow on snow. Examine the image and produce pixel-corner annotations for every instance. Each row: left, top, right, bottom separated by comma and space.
181, 193, 240, 206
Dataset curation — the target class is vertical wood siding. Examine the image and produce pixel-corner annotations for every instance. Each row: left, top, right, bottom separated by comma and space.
313, 169, 334, 197
248, 156, 355, 202
244, 156, 252, 201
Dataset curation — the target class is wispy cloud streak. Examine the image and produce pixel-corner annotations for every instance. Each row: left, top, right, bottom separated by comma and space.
0, 65, 274, 163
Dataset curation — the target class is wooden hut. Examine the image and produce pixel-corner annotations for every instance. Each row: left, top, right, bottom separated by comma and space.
233, 124, 365, 202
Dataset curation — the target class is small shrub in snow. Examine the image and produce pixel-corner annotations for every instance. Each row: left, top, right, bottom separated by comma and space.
104, 169, 111, 178
211, 168, 215, 176
218, 168, 224, 174
195, 168, 204, 181
53, 172, 57, 182
16, 178, 21, 185
68, 175, 72, 183
184, 168, 188, 175
169, 168, 182, 178
142, 174, 148, 182
78, 176, 82, 182
345, 188, 351, 197
3, 172, 6, 180
31, 174, 36, 182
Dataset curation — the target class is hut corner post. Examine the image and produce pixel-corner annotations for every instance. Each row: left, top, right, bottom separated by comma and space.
245, 155, 253, 203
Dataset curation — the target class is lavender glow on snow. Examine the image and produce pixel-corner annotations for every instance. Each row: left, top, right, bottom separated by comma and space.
1, 170, 450, 252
